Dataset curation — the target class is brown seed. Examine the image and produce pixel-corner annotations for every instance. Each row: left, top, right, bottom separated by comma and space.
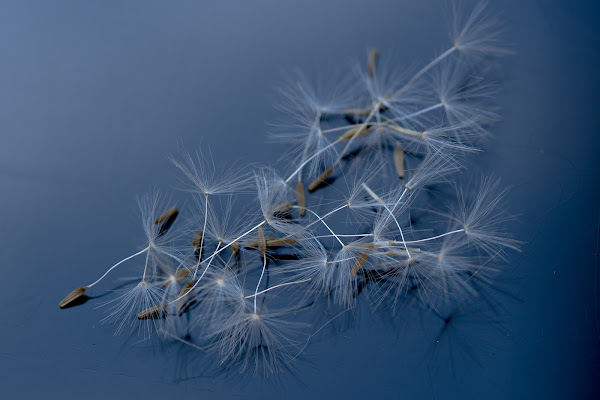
339, 125, 372, 141
308, 166, 334, 192
342, 106, 374, 116
175, 268, 190, 282
295, 181, 306, 216
350, 253, 369, 277
367, 48, 379, 78
137, 304, 166, 319
192, 231, 203, 248
246, 237, 296, 249
177, 281, 195, 312
383, 248, 419, 257
154, 206, 178, 224
59, 286, 88, 309
257, 226, 267, 257
266, 237, 297, 247
154, 206, 179, 236
393, 145, 405, 178
343, 101, 387, 116
180, 280, 194, 295
244, 238, 260, 248
272, 203, 293, 220
353, 242, 378, 250
231, 242, 240, 255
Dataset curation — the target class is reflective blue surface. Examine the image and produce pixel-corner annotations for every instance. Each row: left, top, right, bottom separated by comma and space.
1, 1, 599, 399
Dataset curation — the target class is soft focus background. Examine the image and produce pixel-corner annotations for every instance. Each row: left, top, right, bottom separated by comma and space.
1, 1, 599, 399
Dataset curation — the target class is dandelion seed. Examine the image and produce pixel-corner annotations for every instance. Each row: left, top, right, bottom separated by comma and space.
350, 252, 370, 277
307, 166, 334, 192
295, 182, 306, 216
192, 231, 203, 248
367, 48, 379, 78
175, 268, 190, 282
353, 242, 378, 250
137, 304, 167, 320
339, 125, 372, 141
266, 237, 297, 247
177, 280, 195, 313
393, 145, 405, 178
100, 280, 165, 338
59, 286, 88, 309
257, 226, 267, 258
245, 237, 297, 249
154, 206, 178, 225
274, 202, 293, 215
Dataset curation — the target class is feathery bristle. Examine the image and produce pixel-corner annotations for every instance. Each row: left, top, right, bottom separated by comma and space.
59, 286, 88, 309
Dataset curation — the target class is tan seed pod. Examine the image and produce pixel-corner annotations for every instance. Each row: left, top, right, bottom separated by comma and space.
192, 231, 204, 248
353, 242, 378, 250
266, 237, 297, 247
177, 281, 195, 312
308, 166, 334, 192
231, 242, 240, 255
59, 286, 88, 309
339, 125, 372, 141
295, 181, 306, 216
137, 304, 166, 320
175, 268, 190, 282
350, 253, 369, 277
367, 48, 379, 78
343, 101, 387, 116
275, 202, 293, 213
245, 238, 264, 249
154, 206, 178, 224
389, 124, 423, 138
342, 106, 374, 116
393, 145, 405, 178
154, 205, 179, 236
257, 226, 267, 257
246, 237, 297, 249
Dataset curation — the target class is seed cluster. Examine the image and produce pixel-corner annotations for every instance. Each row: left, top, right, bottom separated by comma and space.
60, 2, 518, 378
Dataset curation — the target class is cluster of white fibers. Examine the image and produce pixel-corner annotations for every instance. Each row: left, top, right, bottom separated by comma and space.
60, 1, 519, 379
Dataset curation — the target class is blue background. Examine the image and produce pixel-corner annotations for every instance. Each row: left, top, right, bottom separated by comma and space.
0, 1, 599, 399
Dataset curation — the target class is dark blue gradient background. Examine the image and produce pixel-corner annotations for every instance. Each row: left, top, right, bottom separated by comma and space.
1, 1, 598, 399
